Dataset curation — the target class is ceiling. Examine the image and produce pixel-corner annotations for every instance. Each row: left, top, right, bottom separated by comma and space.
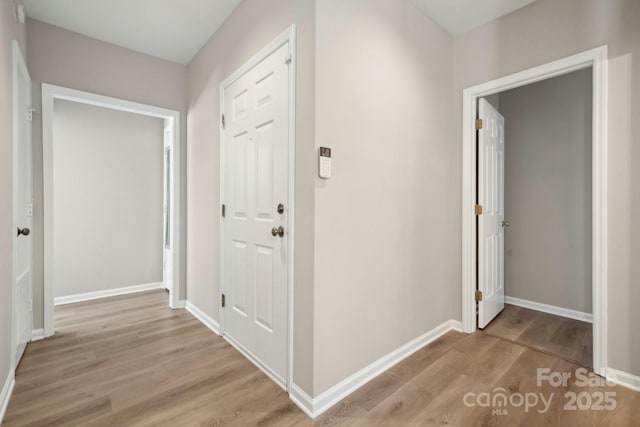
22, 0, 243, 64
411, 0, 538, 35
22, 0, 538, 65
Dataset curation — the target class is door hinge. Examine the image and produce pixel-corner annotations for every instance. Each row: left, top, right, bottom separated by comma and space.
221, 204, 226, 218
27, 107, 35, 122
284, 52, 292, 65
475, 290, 483, 302
475, 204, 483, 215
221, 294, 226, 308
475, 118, 483, 130
221, 114, 226, 129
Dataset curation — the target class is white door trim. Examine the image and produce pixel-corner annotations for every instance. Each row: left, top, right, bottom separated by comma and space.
461, 46, 608, 376
42, 84, 182, 337
219, 25, 296, 391
11, 40, 33, 371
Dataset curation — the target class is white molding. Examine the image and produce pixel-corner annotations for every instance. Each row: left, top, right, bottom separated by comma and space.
185, 301, 220, 335
219, 25, 297, 391
461, 45, 608, 377
289, 383, 315, 418
42, 84, 182, 336
31, 329, 45, 342
175, 300, 187, 309
505, 296, 593, 323
606, 368, 640, 392
449, 319, 464, 332
290, 319, 460, 418
0, 370, 15, 425
54, 282, 164, 306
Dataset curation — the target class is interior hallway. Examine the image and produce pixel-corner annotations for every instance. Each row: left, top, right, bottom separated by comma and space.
3, 292, 638, 426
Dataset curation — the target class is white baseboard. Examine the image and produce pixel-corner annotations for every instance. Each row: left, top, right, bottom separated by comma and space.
606, 368, 640, 392
185, 301, 220, 335
0, 370, 15, 425
449, 319, 464, 332
173, 300, 187, 309
289, 383, 315, 418
290, 319, 461, 418
505, 296, 593, 323
54, 282, 164, 306
31, 329, 45, 342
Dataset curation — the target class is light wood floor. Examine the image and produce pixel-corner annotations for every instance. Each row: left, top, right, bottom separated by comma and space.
482, 304, 593, 368
4, 291, 639, 426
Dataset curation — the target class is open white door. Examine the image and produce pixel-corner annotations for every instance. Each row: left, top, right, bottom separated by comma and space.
221, 41, 291, 385
13, 41, 33, 366
477, 98, 505, 329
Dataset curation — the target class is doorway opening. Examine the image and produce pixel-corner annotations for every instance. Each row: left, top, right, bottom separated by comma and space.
461, 46, 608, 377
41, 84, 181, 337
477, 68, 593, 368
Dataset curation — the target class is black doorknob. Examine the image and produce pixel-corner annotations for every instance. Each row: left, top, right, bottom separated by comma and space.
17, 227, 30, 236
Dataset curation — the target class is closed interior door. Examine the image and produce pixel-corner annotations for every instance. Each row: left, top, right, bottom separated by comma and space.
478, 98, 505, 329
14, 45, 33, 366
221, 42, 290, 384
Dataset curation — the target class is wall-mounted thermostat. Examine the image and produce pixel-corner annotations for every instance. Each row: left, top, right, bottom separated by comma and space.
319, 147, 331, 179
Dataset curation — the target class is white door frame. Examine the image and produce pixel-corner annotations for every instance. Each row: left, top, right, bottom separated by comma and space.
219, 25, 296, 391
163, 124, 174, 294
461, 46, 608, 376
42, 84, 182, 337
12, 40, 33, 370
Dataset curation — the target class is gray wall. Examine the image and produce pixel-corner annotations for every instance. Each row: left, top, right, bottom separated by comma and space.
0, 0, 28, 395
500, 69, 593, 313
27, 19, 188, 328
52, 100, 164, 298
186, 0, 316, 395
453, 0, 640, 376
314, 0, 456, 396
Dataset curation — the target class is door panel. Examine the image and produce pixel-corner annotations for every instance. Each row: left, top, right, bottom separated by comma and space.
478, 98, 505, 329
14, 47, 33, 366
255, 245, 274, 332
222, 42, 290, 384
232, 240, 248, 315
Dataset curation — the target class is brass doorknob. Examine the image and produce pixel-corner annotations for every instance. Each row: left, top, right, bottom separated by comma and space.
271, 226, 285, 238
502, 220, 510, 228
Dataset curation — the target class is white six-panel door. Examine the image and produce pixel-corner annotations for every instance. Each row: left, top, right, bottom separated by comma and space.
13, 42, 33, 366
221, 42, 290, 384
478, 98, 505, 329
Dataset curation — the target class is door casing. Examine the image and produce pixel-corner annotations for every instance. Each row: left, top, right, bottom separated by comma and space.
461, 46, 608, 376
219, 25, 296, 391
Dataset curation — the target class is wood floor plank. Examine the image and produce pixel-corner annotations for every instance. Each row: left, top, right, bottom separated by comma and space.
482, 304, 593, 367
3, 291, 638, 427
482, 305, 541, 341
